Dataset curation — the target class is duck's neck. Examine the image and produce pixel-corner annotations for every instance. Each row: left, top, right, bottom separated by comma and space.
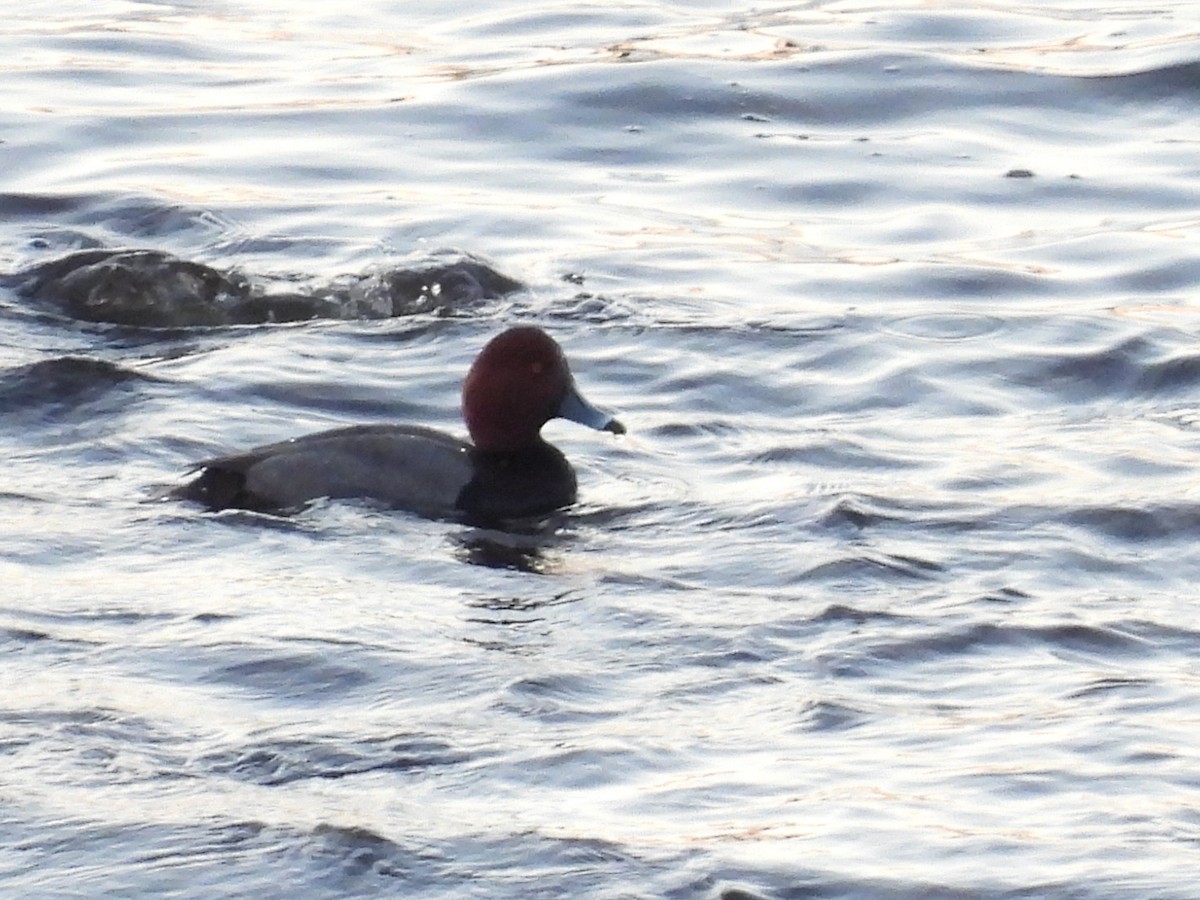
457, 440, 576, 520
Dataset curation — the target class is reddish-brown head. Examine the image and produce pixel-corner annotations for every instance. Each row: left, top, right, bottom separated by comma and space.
462, 327, 624, 453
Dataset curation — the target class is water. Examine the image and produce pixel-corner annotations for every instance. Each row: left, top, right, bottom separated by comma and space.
3, 1, 1200, 896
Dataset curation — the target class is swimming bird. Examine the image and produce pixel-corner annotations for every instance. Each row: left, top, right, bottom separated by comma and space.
176, 326, 624, 520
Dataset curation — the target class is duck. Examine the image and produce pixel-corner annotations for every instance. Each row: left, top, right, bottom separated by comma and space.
175, 326, 624, 520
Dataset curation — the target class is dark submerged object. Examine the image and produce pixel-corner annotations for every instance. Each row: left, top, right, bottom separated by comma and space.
176, 327, 625, 520
0, 356, 153, 413
7, 248, 524, 327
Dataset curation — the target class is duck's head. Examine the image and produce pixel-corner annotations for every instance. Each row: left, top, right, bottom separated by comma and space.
462, 326, 625, 453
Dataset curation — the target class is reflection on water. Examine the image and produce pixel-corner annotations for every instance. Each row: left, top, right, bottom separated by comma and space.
451, 520, 569, 574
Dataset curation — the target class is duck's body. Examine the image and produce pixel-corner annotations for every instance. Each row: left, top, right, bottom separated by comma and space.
179, 423, 580, 519
176, 327, 623, 519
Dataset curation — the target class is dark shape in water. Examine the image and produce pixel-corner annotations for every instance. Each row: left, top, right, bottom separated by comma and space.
383, 260, 524, 312
0, 356, 153, 413
10, 249, 255, 327
5, 248, 524, 327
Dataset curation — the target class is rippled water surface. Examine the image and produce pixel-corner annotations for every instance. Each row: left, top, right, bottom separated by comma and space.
4, 1, 1200, 897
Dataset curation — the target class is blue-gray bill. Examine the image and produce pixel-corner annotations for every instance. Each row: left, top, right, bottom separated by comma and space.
557, 383, 625, 435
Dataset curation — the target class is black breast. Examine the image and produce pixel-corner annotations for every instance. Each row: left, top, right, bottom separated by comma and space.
456, 441, 577, 522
